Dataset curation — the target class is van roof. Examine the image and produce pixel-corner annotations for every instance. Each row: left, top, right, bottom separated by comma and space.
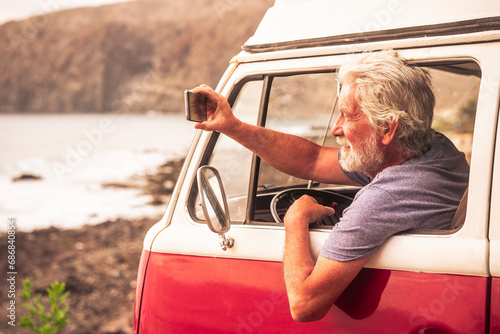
243, 0, 500, 53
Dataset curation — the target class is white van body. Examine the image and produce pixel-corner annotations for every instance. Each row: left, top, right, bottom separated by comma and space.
134, 1, 500, 332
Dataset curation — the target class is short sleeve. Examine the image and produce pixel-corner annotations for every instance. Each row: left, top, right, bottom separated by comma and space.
320, 185, 417, 261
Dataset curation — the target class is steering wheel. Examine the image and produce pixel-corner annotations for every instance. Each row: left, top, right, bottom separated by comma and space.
270, 188, 353, 225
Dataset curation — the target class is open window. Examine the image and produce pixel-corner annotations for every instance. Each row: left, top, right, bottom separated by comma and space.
188, 59, 480, 231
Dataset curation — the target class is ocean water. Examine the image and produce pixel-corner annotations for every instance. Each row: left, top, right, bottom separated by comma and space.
0, 113, 196, 231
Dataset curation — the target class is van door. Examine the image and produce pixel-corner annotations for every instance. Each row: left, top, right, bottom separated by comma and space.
138, 49, 492, 333
489, 101, 500, 333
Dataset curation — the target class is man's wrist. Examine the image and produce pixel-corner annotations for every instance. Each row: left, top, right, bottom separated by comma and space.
284, 215, 310, 233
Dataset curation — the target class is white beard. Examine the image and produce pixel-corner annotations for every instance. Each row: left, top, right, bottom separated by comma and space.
336, 132, 384, 176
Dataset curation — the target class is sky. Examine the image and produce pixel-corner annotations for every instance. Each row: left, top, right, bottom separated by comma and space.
0, 0, 133, 24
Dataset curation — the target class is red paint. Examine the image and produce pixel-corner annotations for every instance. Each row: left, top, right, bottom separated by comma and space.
133, 249, 150, 334
135, 251, 489, 333
491, 277, 500, 334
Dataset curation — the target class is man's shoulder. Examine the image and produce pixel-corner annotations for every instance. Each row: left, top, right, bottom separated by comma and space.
382, 132, 469, 179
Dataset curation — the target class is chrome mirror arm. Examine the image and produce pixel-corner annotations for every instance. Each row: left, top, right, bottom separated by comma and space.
218, 233, 234, 251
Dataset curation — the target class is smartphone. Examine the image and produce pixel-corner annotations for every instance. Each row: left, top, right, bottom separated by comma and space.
184, 90, 207, 122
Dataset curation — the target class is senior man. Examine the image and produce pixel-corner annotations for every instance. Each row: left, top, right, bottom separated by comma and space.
192, 51, 469, 322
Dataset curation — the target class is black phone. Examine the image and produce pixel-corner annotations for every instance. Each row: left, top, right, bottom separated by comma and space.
184, 90, 207, 122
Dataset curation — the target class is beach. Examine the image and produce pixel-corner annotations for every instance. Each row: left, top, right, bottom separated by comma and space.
0, 157, 185, 333
1, 217, 158, 333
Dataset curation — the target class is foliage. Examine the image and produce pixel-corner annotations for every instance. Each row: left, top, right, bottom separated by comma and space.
456, 97, 477, 133
433, 97, 477, 134
20, 279, 70, 334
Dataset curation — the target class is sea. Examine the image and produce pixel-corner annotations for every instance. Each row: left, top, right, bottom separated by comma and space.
0, 113, 196, 231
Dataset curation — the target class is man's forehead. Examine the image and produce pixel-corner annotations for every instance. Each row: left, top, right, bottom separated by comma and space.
338, 84, 357, 108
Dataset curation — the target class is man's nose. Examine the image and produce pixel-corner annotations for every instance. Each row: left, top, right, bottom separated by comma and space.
331, 115, 344, 137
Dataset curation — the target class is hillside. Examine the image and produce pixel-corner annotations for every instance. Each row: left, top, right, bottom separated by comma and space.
0, 0, 274, 113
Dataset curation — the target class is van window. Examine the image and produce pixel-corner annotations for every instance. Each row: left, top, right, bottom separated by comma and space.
252, 62, 480, 225
189, 60, 480, 228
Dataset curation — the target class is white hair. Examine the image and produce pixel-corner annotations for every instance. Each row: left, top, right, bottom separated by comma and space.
338, 51, 435, 157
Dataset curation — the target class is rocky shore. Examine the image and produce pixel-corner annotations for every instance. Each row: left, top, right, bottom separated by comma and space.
0, 158, 185, 333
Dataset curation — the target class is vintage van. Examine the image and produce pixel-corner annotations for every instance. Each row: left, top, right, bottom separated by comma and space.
133, 0, 500, 332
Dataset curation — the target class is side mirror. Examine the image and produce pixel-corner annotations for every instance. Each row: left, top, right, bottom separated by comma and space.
197, 165, 234, 251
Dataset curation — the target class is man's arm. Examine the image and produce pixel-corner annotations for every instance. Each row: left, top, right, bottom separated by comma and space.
192, 85, 356, 185
283, 195, 369, 322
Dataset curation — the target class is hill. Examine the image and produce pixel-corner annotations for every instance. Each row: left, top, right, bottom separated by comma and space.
0, 0, 273, 113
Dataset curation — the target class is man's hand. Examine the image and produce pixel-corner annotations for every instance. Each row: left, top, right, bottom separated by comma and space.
191, 85, 238, 134
284, 195, 336, 228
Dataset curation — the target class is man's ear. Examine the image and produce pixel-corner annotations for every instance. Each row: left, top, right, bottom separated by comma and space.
381, 120, 398, 146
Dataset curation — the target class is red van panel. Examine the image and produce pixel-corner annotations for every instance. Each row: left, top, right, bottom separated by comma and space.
491, 277, 500, 333
134, 249, 150, 334
136, 251, 488, 333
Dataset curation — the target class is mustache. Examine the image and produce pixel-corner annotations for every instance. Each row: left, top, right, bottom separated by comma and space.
336, 136, 350, 147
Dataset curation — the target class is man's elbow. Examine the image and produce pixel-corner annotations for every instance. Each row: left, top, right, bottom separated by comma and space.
289, 299, 329, 323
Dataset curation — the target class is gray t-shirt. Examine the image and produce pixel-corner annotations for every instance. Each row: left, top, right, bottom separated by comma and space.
320, 132, 469, 262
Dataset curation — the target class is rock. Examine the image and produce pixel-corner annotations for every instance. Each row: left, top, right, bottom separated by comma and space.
12, 173, 42, 181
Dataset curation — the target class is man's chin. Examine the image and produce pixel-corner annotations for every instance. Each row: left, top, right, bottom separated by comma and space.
339, 157, 354, 172
340, 153, 367, 174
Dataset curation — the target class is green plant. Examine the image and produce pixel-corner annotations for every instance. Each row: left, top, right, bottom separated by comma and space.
20, 279, 70, 334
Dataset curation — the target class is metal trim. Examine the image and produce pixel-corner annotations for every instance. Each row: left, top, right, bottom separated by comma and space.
243, 16, 500, 53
